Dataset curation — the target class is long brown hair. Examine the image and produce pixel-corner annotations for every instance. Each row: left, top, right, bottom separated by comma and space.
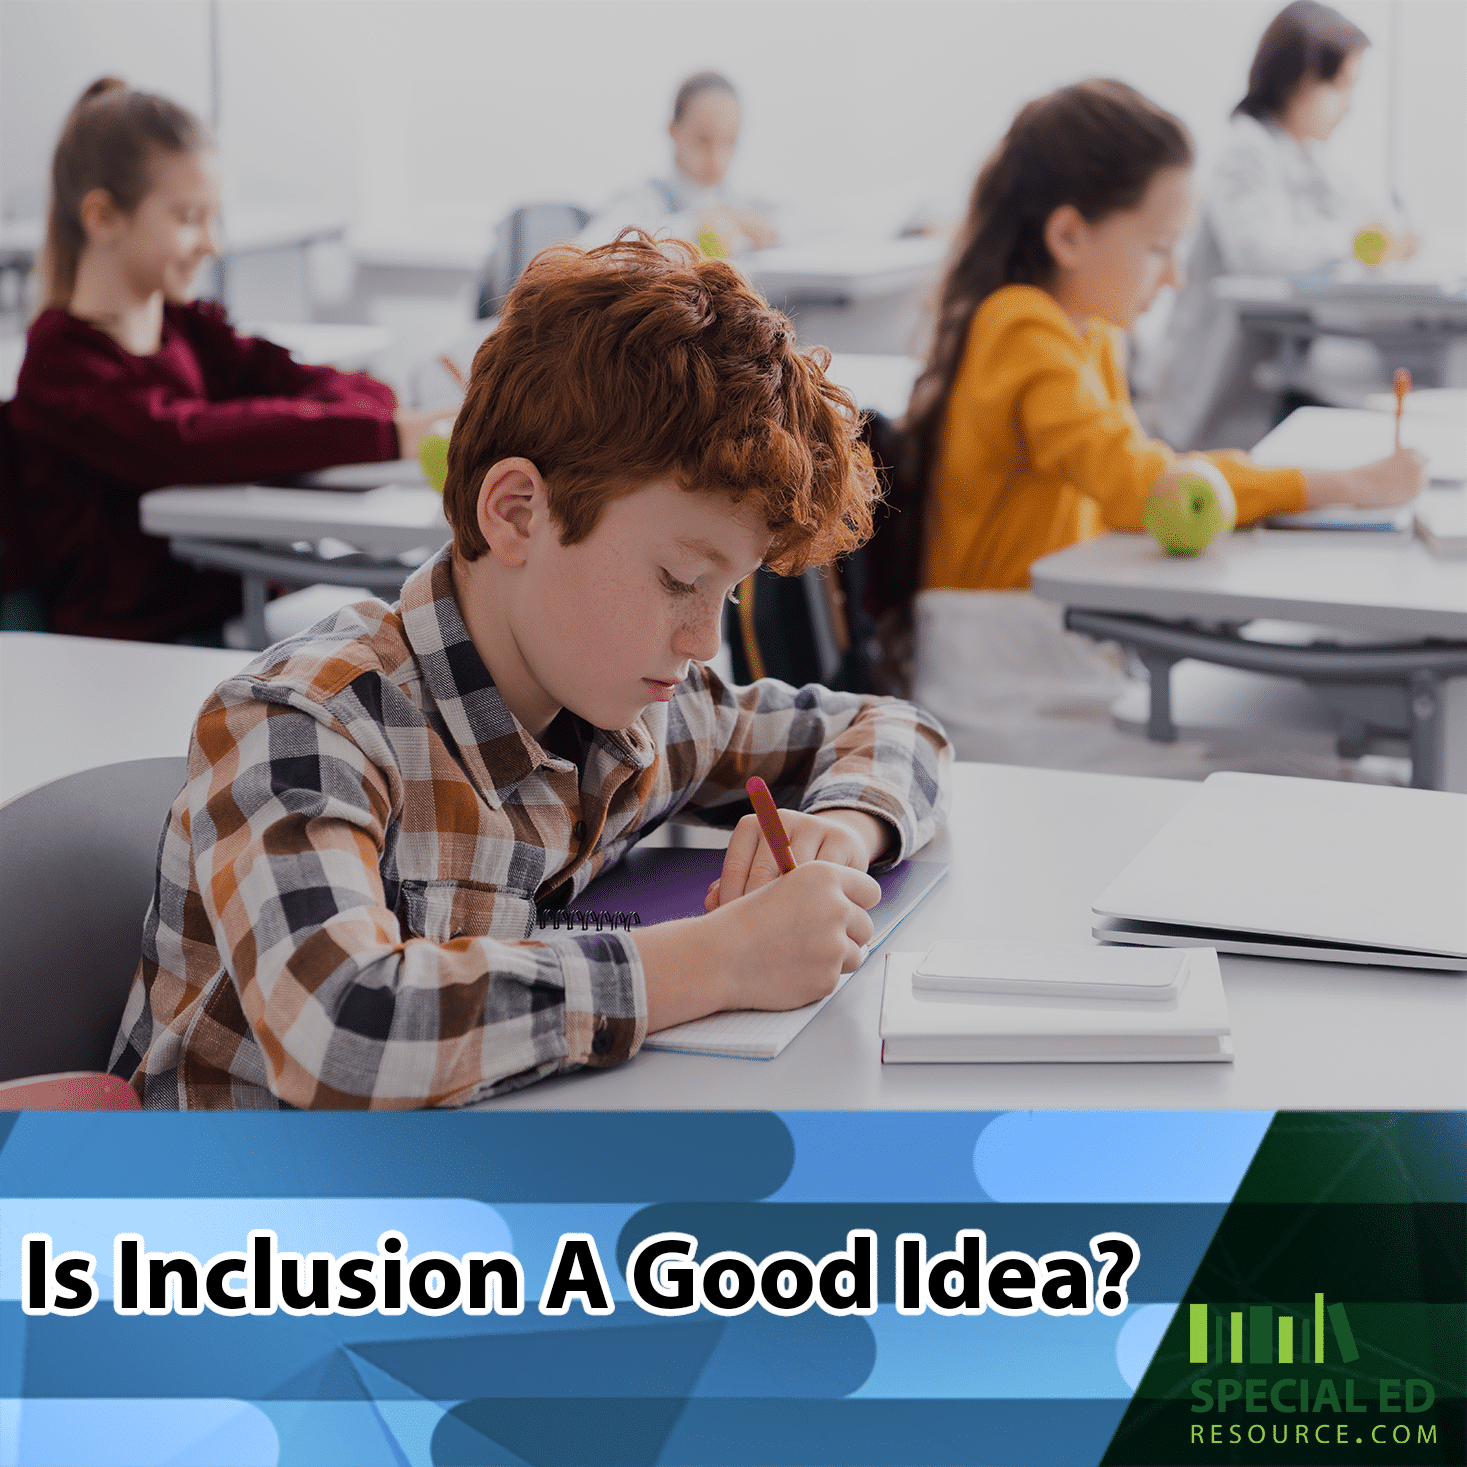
898, 79, 1192, 589
40, 77, 209, 309
1236, 2, 1368, 122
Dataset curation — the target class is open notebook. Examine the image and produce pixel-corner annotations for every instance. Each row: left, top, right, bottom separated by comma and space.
564, 847, 948, 1058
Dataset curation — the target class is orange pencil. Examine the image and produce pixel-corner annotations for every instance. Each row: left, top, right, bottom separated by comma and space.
1394, 367, 1412, 450
746, 775, 797, 875
439, 355, 468, 392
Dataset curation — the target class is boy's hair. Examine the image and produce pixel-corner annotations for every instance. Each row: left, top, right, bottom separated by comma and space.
1237, 2, 1368, 122
41, 77, 209, 310
443, 234, 877, 575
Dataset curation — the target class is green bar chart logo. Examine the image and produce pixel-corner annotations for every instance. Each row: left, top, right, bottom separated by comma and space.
1188, 1294, 1360, 1365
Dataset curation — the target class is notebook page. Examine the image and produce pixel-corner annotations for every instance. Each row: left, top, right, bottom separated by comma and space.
644, 970, 855, 1058
642, 860, 947, 1057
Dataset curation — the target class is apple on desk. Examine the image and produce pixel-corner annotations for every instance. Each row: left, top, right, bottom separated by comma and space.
418, 422, 453, 493
1144, 459, 1237, 557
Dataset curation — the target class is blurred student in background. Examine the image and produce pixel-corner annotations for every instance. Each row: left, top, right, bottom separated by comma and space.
577, 71, 778, 256
899, 78, 1422, 773
7, 79, 448, 642
1144, 1, 1418, 451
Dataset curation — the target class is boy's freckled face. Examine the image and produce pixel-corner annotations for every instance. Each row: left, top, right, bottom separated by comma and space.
513, 478, 768, 732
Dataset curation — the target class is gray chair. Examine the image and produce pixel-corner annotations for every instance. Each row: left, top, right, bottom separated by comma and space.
0, 756, 187, 1083
476, 202, 592, 318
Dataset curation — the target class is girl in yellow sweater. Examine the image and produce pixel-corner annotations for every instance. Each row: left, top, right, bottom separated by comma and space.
903, 79, 1423, 772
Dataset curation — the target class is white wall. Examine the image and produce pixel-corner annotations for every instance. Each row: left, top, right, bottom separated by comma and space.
3, 0, 1463, 246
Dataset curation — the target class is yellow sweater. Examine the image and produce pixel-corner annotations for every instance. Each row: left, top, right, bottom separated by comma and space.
923, 284, 1308, 591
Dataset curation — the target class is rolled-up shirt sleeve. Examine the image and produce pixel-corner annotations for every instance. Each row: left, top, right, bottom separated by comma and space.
187, 689, 646, 1109
678, 665, 952, 869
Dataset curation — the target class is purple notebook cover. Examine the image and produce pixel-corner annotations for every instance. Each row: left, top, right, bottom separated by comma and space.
569, 846, 944, 936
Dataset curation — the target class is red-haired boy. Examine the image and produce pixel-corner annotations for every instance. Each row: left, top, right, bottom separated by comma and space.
111, 236, 952, 1109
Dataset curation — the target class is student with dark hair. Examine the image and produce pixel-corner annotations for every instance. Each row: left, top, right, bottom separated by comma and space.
9, 79, 448, 642
898, 79, 1421, 772
576, 71, 778, 255
1146, 2, 1416, 450
109, 233, 951, 1109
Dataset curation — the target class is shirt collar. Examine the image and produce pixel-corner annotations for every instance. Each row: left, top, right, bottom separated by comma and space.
398, 548, 656, 804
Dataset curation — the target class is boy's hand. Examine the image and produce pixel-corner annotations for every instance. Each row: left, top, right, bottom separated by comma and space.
637, 861, 881, 1030
706, 808, 893, 909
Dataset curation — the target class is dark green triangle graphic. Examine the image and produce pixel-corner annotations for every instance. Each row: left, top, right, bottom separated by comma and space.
1101, 1113, 1465, 1465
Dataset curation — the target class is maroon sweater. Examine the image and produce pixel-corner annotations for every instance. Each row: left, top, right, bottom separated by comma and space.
8, 302, 399, 640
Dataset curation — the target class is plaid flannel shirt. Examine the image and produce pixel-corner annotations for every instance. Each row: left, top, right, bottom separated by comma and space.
110, 547, 951, 1109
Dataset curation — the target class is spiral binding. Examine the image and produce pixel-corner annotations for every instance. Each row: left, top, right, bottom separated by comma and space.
536, 909, 642, 932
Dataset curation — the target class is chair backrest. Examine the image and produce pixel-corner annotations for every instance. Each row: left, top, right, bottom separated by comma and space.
1, 398, 49, 626
722, 409, 927, 696
0, 756, 187, 1083
723, 563, 874, 695
476, 202, 593, 318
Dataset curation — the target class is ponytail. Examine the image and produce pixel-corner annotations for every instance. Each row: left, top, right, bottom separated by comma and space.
898, 79, 1193, 583
40, 77, 209, 309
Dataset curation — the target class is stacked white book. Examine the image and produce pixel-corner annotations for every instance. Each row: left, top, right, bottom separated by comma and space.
879, 941, 1232, 1064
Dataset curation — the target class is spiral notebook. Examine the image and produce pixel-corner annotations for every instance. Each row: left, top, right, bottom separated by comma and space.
560, 847, 948, 1058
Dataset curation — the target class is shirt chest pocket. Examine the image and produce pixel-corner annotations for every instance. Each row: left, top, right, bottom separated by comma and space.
395, 879, 535, 943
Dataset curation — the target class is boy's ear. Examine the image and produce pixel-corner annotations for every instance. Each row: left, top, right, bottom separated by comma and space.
1043, 204, 1087, 272
476, 457, 548, 568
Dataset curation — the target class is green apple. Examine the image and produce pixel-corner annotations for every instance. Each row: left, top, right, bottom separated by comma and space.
1354, 229, 1390, 266
1144, 460, 1237, 557
419, 430, 450, 493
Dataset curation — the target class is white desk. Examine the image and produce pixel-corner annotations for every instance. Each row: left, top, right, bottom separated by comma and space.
825, 353, 922, 421
744, 236, 946, 305
487, 762, 1467, 1111
238, 321, 392, 371
0, 632, 251, 803
1248, 404, 1466, 483
1216, 264, 1467, 384
1030, 404, 1467, 787
140, 482, 448, 558
742, 236, 945, 355
1030, 526, 1467, 641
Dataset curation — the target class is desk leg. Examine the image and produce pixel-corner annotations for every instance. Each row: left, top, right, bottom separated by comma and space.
242, 574, 269, 651
1140, 653, 1178, 743
1440, 675, 1467, 794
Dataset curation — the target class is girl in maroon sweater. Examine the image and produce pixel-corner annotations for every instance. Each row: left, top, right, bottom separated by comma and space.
8, 79, 445, 641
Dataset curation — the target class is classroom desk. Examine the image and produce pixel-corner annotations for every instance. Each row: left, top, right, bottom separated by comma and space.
825, 353, 922, 421
744, 237, 947, 306
1215, 263, 1467, 395
0, 632, 251, 803
140, 480, 447, 558
139, 476, 447, 647
743, 236, 945, 355
486, 761, 1467, 1112
238, 321, 392, 371
1248, 403, 1466, 483
1030, 406, 1467, 790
